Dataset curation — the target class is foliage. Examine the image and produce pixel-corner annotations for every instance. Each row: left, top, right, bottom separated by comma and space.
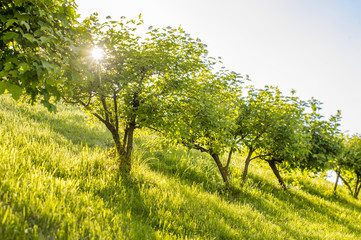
235, 86, 310, 189
64, 15, 212, 174
157, 69, 243, 183
338, 135, 361, 198
300, 98, 343, 173
0, 0, 80, 110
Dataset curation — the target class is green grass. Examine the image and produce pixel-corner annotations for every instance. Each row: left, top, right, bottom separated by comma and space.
0, 94, 360, 239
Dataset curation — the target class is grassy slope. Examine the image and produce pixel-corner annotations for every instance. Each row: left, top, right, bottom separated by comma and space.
0, 94, 360, 239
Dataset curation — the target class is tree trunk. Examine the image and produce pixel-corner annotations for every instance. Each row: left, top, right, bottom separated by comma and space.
102, 121, 123, 157
354, 173, 360, 199
356, 173, 361, 199
211, 153, 228, 184
355, 183, 361, 199
339, 174, 354, 196
241, 148, 253, 184
267, 160, 287, 190
119, 92, 139, 175
120, 123, 135, 174
122, 128, 128, 153
333, 170, 341, 194
112, 131, 123, 157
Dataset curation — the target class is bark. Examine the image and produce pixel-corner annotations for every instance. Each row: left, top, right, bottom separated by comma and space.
356, 173, 361, 199
339, 174, 354, 196
119, 92, 139, 174
225, 149, 233, 170
192, 144, 232, 186
211, 153, 229, 184
102, 120, 127, 171
113, 91, 119, 132
354, 173, 360, 199
355, 183, 361, 199
267, 160, 287, 190
122, 128, 128, 153
111, 128, 123, 157
241, 148, 253, 184
120, 122, 135, 174
333, 170, 341, 194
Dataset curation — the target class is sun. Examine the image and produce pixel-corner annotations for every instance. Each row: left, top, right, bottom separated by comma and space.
91, 47, 104, 60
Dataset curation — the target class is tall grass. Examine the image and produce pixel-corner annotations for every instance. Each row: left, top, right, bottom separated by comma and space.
0, 94, 360, 239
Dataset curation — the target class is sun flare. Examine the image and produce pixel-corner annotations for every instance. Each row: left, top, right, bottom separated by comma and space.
91, 47, 104, 60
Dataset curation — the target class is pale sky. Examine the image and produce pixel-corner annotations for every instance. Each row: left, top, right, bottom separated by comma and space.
75, 0, 361, 134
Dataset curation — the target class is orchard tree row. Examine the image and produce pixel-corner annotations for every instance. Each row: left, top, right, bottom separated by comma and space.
1, 0, 361, 198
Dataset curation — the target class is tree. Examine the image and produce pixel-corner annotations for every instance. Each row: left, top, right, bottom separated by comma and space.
297, 98, 344, 194
0, 0, 80, 110
235, 86, 309, 190
337, 135, 361, 198
157, 69, 243, 184
64, 16, 211, 174
300, 98, 343, 174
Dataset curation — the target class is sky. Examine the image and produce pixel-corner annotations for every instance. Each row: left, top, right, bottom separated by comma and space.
75, 0, 361, 134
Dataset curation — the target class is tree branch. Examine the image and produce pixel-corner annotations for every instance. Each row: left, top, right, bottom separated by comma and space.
113, 91, 119, 132
91, 112, 107, 126
225, 148, 233, 170
101, 95, 110, 123
147, 126, 164, 135
339, 174, 353, 195
192, 143, 208, 153
251, 154, 271, 161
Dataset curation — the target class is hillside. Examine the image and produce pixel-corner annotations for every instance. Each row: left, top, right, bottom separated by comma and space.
0, 94, 360, 239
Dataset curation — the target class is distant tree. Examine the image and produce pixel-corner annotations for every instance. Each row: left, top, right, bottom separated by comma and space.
157, 69, 243, 184
0, 0, 81, 110
337, 135, 361, 199
235, 87, 309, 190
64, 16, 211, 174
296, 98, 345, 193
301, 98, 343, 174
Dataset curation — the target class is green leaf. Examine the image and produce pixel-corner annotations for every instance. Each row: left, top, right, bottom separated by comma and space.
4, 62, 14, 71
23, 33, 36, 43
41, 61, 56, 71
40, 36, 50, 43
18, 62, 31, 73
20, 20, 30, 31
6, 19, 18, 28
0, 82, 23, 100
3, 32, 19, 41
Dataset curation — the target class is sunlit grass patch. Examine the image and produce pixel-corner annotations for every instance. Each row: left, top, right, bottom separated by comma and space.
1, 94, 360, 239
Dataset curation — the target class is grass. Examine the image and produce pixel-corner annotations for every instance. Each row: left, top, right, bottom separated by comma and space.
0, 94, 360, 239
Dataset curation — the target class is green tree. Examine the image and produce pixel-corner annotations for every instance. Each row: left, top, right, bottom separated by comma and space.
297, 98, 344, 193
236, 86, 309, 190
64, 16, 211, 174
337, 135, 361, 198
157, 69, 243, 184
0, 0, 80, 109
301, 98, 343, 174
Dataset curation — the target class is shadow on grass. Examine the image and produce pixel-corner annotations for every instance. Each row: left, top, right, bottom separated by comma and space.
85, 174, 159, 239
145, 150, 224, 192
93, 174, 260, 239
247, 174, 361, 234
288, 176, 361, 212
94, 171, 330, 239
142, 150, 361, 238
18, 103, 113, 149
